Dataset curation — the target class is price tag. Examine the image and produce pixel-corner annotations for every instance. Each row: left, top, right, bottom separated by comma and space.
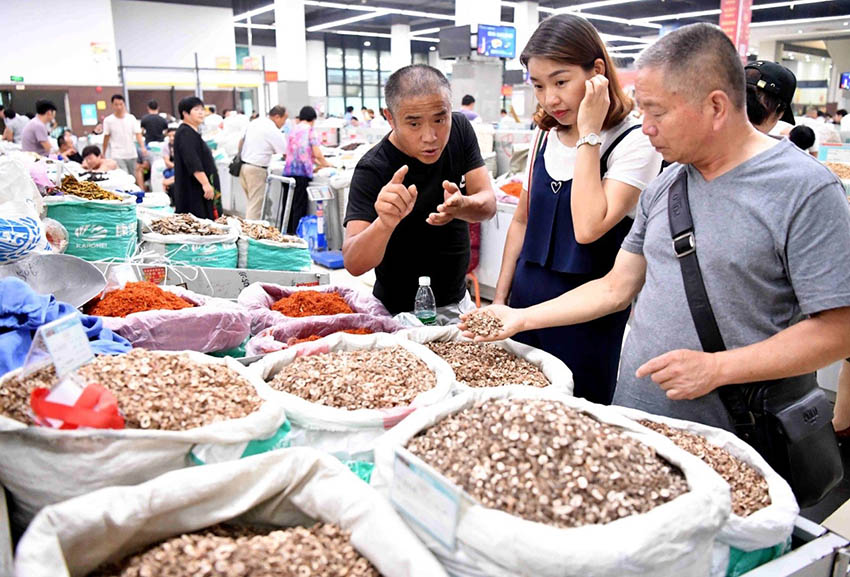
24, 315, 94, 379
391, 447, 461, 551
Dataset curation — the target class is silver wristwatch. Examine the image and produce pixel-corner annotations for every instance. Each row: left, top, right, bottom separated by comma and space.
576, 133, 602, 148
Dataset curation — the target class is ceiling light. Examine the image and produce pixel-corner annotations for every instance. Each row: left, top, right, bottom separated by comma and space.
411, 27, 441, 36
429, 46, 437, 51
234, 22, 275, 30
632, 0, 832, 25
307, 10, 389, 32
751, 14, 850, 28
798, 29, 803, 33
845, 21, 849, 26
363, 41, 371, 46
233, 4, 274, 21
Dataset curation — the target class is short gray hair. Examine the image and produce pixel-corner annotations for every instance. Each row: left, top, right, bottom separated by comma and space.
384, 64, 451, 114
268, 105, 286, 117
637, 23, 745, 110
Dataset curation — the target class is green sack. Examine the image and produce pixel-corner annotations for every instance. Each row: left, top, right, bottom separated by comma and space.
163, 241, 238, 268
245, 237, 311, 271
45, 196, 137, 261
727, 539, 791, 577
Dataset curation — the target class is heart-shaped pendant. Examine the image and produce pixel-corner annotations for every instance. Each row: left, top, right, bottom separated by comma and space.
551, 181, 562, 194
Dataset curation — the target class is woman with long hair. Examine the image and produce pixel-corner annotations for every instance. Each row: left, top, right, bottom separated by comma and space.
492, 14, 662, 404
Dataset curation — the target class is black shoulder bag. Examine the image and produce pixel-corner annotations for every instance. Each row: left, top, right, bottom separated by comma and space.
228, 138, 244, 178
667, 169, 843, 508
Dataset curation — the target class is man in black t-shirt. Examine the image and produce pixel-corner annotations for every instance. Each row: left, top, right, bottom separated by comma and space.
140, 100, 168, 145
343, 64, 496, 316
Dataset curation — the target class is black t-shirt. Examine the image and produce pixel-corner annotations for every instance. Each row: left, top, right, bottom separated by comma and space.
141, 114, 168, 144
173, 123, 218, 219
344, 112, 485, 314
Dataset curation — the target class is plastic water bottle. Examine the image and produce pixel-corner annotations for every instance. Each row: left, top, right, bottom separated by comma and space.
414, 276, 437, 325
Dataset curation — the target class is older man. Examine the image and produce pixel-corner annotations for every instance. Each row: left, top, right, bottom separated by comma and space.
465, 23, 850, 432
343, 64, 496, 316
238, 105, 288, 220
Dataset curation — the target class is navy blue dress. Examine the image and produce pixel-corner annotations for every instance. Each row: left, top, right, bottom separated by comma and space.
509, 127, 639, 405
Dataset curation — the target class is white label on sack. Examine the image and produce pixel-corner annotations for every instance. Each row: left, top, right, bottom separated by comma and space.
391, 447, 461, 551
40, 314, 94, 378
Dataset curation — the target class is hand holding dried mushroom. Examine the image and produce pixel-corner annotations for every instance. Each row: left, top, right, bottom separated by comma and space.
460, 306, 520, 341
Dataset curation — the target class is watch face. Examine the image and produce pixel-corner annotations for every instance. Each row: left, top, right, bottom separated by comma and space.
587, 133, 601, 146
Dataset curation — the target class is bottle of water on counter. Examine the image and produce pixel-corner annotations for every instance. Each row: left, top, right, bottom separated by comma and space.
414, 276, 437, 325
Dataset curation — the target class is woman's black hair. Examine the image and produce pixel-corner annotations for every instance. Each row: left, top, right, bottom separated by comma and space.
178, 96, 204, 120
297, 106, 318, 122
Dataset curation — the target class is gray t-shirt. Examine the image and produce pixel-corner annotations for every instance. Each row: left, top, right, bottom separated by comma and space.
615, 139, 850, 430
5, 115, 28, 144
21, 117, 49, 155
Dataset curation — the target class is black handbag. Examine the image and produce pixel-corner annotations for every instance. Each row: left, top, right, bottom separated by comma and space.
667, 168, 843, 508
228, 138, 244, 177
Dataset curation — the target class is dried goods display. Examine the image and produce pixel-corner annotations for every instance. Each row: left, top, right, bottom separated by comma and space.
407, 399, 688, 529
426, 341, 549, 388
1, 350, 261, 430
86, 282, 194, 317
89, 523, 380, 577
638, 419, 771, 517
58, 175, 121, 201
150, 214, 226, 236
289, 328, 373, 346
825, 162, 850, 180
217, 216, 305, 244
267, 346, 436, 410
465, 310, 504, 338
271, 291, 354, 317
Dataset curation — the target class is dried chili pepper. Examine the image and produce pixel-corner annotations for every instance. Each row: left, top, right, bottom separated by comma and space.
271, 291, 354, 317
288, 328, 373, 346
87, 282, 194, 318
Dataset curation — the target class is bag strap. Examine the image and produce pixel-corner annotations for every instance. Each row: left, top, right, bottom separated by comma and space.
525, 128, 548, 213
667, 170, 755, 426
599, 124, 641, 174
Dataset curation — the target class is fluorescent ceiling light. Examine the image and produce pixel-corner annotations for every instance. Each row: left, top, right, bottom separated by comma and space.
411, 27, 442, 36
580, 13, 661, 29
564, 0, 648, 10
234, 22, 275, 30
633, 0, 834, 24
599, 33, 653, 44
751, 14, 850, 27
233, 4, 274, 21
307, 10, 389, 32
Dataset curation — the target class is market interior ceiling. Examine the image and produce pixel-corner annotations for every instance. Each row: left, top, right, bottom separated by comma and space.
146, 0, 850, 56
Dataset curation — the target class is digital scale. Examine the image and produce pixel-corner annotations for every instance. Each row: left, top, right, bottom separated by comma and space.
307, 185, 344, 269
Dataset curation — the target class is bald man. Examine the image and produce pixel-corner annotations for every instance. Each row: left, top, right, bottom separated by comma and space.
343, 64, 496, 317
463, 23, 850, 433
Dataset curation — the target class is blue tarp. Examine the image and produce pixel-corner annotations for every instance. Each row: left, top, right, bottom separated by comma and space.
0, 278, 131, 376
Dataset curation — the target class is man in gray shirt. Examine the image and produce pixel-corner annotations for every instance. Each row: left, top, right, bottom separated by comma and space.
21, 100, 56, 156
462, 23, 850, 430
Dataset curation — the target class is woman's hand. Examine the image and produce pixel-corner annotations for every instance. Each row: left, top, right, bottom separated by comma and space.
576, 74, 610, 138
459, 305, 526, 342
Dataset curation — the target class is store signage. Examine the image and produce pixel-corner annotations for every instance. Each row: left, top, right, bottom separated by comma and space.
265, 70, 278, 83
719, 0, 753, 62
80, 104, 98, 126
9, 75, 23, 83
96, 100, 107, 111
391, 447, 461, 551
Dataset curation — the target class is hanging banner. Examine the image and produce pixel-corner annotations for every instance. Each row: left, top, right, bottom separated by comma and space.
719, 0, 753, 62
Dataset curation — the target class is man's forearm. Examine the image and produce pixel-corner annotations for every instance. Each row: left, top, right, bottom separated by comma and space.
342, 220, 394, 276
716, 308, 850, 386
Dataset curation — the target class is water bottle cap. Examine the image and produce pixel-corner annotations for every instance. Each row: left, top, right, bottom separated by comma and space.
418, 276, 431, 286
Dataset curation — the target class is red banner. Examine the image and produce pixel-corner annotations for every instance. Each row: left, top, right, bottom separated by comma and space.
719, 0, 753, 62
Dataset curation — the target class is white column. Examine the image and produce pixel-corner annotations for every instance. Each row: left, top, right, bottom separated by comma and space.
510, 1, 538, 70
274, 0, 309, 112
391, 23, 412, 72
275, 0, 306, 82
757, 40, 778, 62
826, 39, 850, 110
455, 0, 501, 29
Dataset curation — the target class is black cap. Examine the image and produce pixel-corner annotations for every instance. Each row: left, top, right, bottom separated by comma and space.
745, 60, 797, 125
